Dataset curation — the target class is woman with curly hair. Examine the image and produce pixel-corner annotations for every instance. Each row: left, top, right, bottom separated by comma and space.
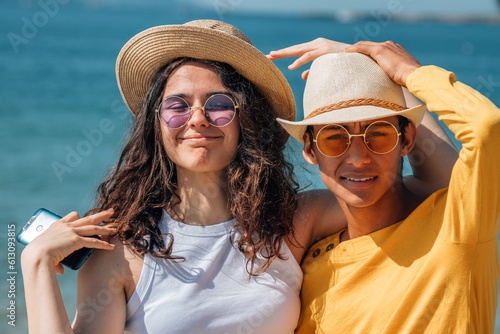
20, 21, 456, 334
21, 20, 301, 334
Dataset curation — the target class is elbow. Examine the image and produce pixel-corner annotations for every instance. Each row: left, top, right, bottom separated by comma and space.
476, 109, 500, 148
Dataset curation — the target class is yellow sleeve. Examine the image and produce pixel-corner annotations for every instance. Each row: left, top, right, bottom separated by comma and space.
407, 66, 500, 243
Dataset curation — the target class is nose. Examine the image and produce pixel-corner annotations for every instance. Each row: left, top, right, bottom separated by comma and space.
187, 106, 210, 128
343, 136, 371, 167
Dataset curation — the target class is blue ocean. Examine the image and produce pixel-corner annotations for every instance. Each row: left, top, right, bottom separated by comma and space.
1, 1, 499, 332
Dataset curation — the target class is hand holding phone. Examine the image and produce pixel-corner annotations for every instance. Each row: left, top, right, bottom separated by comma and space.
18, 208, 116, 271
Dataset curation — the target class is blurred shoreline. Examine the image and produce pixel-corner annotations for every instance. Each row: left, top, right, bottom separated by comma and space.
176, 0, 500, 24
301, 11, 500, 24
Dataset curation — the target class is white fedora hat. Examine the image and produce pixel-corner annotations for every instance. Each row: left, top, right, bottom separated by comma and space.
277, 52, 426, 143
116, 20, 295, 121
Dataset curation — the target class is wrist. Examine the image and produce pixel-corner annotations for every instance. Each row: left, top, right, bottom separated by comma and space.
402, 64, 422, 87
21, 244, 56, 271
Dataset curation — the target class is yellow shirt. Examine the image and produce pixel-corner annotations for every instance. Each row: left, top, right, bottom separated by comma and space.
297, 66, 500, 334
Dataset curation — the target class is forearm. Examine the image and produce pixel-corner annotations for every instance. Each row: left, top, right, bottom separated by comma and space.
407, 112, 459, 194
22, 252, 73, 334
403, 88, 458, 196
404, 87, 457, 153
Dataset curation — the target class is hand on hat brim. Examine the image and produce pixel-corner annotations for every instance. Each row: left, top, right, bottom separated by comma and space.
267, 38, 351, 80
343, 41, 422, 87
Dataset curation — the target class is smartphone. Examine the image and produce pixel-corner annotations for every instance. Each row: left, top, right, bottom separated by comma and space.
17, 208, 98, 270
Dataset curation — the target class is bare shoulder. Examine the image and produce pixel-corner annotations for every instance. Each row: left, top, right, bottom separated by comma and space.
312, 191, 346, 242
289, 189, 346, 259
82, 238, 143, 300
72, 238, 143, 333
297, 189, 346, 241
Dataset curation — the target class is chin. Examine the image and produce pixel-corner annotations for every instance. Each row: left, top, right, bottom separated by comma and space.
335, 189, 383, 209
342, 197, 376, 209
184, 157, 233, 174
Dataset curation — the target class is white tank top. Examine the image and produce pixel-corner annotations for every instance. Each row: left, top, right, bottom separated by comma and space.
124, 211, 303, 334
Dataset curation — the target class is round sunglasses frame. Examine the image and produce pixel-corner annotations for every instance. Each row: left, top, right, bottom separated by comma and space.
155, 93, 239, 129
312, 120, 402, 158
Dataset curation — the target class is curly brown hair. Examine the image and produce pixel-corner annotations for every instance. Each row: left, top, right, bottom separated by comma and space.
89, 57, 298, 274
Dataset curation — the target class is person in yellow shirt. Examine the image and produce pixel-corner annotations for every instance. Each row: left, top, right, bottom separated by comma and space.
271, 41, 500, 333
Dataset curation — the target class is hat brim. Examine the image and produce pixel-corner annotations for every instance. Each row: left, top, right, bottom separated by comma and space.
277, 104, 427, 143
116, 25, 295, 121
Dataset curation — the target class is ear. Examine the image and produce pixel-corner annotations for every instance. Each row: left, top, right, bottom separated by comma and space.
302, 131, 319, 165
400, 122, 417, 157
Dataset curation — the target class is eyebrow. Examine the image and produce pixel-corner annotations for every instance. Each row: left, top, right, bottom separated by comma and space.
163, 91, 231, 100
340, 121, 395, 131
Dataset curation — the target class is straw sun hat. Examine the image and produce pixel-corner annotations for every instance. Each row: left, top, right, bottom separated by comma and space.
116, 20, 295, 121
277, 52, 427, 143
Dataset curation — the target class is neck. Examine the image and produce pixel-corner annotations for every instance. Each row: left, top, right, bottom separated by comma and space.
339, 180, 422, 242
168, 168, 232, 226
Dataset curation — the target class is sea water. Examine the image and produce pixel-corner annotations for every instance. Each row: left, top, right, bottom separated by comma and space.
1, 1, 499, 333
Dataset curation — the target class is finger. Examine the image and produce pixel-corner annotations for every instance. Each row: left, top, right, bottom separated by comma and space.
60, 211, 80, 223
267, 43, 311, 60
267, 50, 293, 60
73, 224, 118, 238
289, 42, 351, 70
68, 232, 117, 252
288, 51, 320, 70
344, 41, 404, 59
301, 69, 310, 80
72, 208, 115, 227
52, 230, 116, 265
55, 263, 64, 276
343, 41, 380, 55
266, 52, 284, 60
78, 236, 116, 251
332, 41, 352, 51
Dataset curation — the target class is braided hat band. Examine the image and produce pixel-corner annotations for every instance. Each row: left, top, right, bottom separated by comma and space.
304, 98, 405, 120
277, 53, 426, 143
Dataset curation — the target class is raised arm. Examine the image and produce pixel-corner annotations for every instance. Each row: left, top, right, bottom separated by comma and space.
21, 210, 124, 334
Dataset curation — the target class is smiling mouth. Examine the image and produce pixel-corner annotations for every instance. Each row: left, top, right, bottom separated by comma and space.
343, 176, 376, 182
182, 136, 220, 140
